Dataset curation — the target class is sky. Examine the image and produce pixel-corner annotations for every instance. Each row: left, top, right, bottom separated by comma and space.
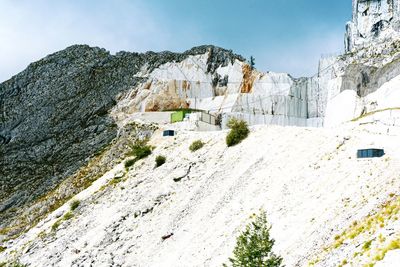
0, 0, 351, 82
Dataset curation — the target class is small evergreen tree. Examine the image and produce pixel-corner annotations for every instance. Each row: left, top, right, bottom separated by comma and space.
249, 56, 256, 70
227, 210, 283, 267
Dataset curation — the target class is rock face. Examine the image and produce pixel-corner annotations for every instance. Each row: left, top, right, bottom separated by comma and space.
323, 37, 400, 126
113, 52, 327, 128
1, 45, 130, 212
345, 0, 400, 52
1, 1, 400, 266
3, 8, 400, 231
0, 45, 244, 228
317, 0, 400, 126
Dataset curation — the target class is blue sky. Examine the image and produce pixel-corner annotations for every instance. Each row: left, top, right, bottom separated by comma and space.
0, 0, 350, 82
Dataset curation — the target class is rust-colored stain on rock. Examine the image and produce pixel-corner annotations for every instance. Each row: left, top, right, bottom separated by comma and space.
240, 64, 256, 93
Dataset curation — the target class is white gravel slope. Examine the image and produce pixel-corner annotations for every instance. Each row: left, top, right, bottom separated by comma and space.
2, 123, 400, 267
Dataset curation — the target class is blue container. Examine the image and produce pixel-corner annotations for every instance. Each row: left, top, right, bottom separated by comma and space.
163, 130, 175, 137
357, 149, 384, 158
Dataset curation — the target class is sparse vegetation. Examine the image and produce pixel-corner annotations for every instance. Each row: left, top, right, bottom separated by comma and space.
351, 107, 400, 122
70, 200, 80, 211
52, 211, 74, 232
51, 220, 62, 231
63, 211, 74, 221
0, 137, 119, 241
338, 259, 348, 267
330, 196, 400, 251
308, 257, 320, 266
124, 158, 136, 169
226, 118, 250, 147
189, 140, 205, 152
0, 246, 5, 253
366, 237, 400, 265
124, 140, 153, 169
309, 195, 400, 266
50, 200, 81, 233
109, 177, 122, 186
155, 155, 166, 167
363, 240, 373, 251
6, 261, 27, 267
127, 140, 152, 160
225, 210, 282, 267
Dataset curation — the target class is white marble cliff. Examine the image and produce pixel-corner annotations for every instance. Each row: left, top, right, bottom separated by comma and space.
345, 0, 400, 52
111, 0, 400, 129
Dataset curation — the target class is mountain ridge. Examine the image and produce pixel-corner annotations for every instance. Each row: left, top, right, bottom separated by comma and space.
2, 1, 400, 265
0, 44, 245, 236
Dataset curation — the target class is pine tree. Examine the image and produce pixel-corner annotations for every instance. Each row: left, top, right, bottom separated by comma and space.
249, 56, 256, 70
227, 210, 283, 267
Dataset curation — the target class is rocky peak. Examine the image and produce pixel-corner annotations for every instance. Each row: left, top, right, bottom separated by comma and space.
136, 45, 245, 75
345, 0, 400, 52
0, 44, 245, 237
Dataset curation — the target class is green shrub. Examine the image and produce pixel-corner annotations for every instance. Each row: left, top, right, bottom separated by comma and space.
155, 155, 166, 167
363, 240, 373, 251
63, 211, 74, 221
51, 220, 62, 231
124, 140, 153, 169
189, 140, 205, 152
226, 210, 283, 267
109, 177, 122, 186
70, 200, 80, 211
226, 118, 250, 147
124, 158, 136, 169
128, 140, 152, 159
7, 261, 27, 267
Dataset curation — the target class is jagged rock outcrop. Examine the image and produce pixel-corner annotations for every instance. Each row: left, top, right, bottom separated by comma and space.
0, 44, 244, 235
345, 0, 400, 52
315, 0, 400, 126
322, 37, 400, 126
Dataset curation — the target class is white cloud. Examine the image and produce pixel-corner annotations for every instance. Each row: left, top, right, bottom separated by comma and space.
0, 0, 346, 82
0, 0, 176, 82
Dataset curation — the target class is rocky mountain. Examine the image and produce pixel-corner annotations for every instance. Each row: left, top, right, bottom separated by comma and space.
345, 0, 400, 52
0, 45, 244, 237
325, 0, 400, 126
1, 0, 400, 266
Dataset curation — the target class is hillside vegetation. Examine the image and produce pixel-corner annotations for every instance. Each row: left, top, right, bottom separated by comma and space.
1, 122, 399, 266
